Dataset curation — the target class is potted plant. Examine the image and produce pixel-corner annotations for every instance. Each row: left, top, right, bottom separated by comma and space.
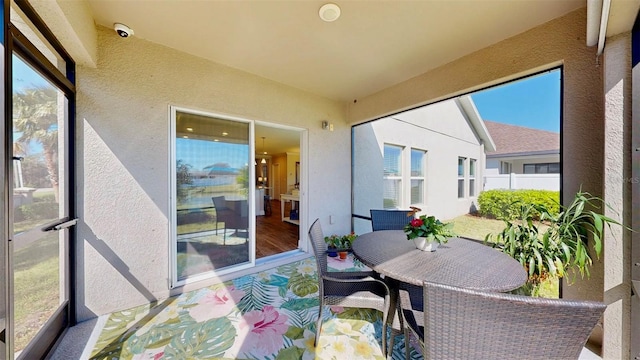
324, 232, 358, 259
324, 234, 341, 257
484, 190, 629, 296
403, 211, 455, 251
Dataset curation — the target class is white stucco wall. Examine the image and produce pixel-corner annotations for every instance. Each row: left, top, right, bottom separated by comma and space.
75, 26, 350, 320
353, 98, 485, 231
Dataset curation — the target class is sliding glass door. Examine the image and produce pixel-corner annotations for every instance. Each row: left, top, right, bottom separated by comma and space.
171, 108, 254, 285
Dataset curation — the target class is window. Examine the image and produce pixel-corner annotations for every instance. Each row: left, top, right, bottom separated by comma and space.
500, 161, 512, 174
383, 144, 403, 208
457, 157, 466, 198
469, 159, 477, 197
410, 149, 426, 204
523, 162, 560, 174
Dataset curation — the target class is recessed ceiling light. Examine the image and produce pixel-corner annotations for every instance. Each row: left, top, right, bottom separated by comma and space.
319, 3, 340, 22
186, 127, 193, 132
222, 132, 228, 136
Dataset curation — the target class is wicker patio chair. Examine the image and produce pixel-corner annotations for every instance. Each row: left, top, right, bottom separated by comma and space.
212, 196, 248, 244
308, 219, 391, 353
399, 280, 607, 360
370, 209, 413, 231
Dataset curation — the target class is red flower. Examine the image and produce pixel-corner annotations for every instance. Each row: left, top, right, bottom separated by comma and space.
410, 218, 423, 227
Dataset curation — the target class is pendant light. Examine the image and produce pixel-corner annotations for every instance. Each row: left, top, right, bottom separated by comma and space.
261, 137, 267, 164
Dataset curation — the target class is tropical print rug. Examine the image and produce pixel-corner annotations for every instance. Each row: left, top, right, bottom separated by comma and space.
89, 255, 419, 359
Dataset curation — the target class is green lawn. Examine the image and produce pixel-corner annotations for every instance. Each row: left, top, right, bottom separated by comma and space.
447, 214, 507, 241
13, 232, 60, 352
447, 214, 559, 298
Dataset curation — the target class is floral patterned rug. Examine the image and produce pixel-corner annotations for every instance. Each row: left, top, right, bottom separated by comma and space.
88, 255, 420, 360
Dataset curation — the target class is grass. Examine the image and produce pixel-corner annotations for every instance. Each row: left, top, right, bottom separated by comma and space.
13, 232, 60, 351
177, 207, 218, 235
447, 214, 507, 241
537, 276, 560, 298
447, 214, 559, 298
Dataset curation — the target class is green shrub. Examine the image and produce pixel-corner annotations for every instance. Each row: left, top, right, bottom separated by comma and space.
15, 202, 59, 222
383, 198, 396, 209
478, 189, 559, 220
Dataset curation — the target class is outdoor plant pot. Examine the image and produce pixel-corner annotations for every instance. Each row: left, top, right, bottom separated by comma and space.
327, 246, 338, 257
338, 251, 348, 260
413, 237, 439, 252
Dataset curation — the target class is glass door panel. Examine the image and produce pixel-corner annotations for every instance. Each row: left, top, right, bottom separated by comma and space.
174, 110, 252, 283
11, 54, 69, 355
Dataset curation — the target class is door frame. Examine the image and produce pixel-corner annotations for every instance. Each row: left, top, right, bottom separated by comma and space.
169, 106, 257, 288
2, 0, 77, 358
169, 108, 310, 288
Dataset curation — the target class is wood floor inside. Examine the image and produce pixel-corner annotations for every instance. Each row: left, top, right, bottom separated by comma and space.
256, 199, 299, 259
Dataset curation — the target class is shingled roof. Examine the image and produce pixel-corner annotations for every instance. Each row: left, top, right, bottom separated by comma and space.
484, 120, 559, 156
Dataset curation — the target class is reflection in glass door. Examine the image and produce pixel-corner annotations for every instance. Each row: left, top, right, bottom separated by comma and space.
11, 54, 71, 357
172, 108, 253, 284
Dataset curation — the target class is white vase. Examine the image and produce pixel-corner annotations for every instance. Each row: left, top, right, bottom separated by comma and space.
413, 237, 439, 252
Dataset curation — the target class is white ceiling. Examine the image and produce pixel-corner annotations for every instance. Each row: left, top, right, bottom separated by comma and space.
86, 0, 586, 102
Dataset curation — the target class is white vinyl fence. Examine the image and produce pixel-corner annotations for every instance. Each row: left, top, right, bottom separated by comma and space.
483, 173, 560, 191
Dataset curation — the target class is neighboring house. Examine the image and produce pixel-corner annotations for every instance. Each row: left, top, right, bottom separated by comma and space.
484, 120, 560, 191
353, 96, 495, 231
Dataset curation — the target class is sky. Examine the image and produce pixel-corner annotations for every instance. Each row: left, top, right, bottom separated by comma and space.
470, 69, 561, 133
14, 55, 51, 91
177, 138, 249, 171
13, 55, 54, 156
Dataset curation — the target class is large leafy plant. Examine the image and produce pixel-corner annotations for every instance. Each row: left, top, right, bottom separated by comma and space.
485, 191, 627, 294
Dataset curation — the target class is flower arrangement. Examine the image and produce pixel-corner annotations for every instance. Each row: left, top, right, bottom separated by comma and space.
403, 209, 455, 244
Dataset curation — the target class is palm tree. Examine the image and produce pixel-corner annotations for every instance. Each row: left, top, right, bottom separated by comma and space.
13, 86, 59, 201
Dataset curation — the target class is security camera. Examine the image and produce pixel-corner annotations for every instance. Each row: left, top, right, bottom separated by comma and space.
114, 23, 134, 38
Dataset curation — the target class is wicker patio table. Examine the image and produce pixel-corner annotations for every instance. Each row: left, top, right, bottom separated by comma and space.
352, 230, 527, 291
353, 230, 528, 356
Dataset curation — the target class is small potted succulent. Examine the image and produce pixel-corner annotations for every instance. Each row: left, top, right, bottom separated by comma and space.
403, 209, 455, 251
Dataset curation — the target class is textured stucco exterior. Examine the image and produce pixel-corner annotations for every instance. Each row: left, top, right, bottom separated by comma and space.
631, 25, 640, 360
30, 0, 98, 67
353, 98, 486, 234
75, 26, 350, 320
601, 33, 633, 359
